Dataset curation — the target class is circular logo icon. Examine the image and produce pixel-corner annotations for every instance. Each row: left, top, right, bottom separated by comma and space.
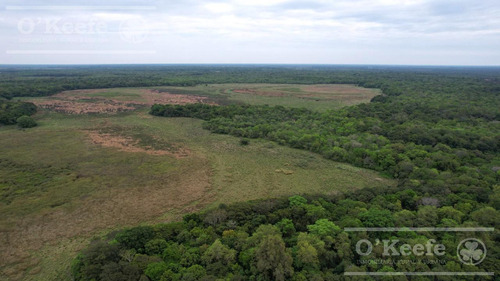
457, 238, 486, 265
119, 18, 149, 44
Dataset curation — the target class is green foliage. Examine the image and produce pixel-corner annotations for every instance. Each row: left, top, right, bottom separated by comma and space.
253, 233, 294, 281
276, 218, 296, 237
307, 219, 340, 237
73, 189, 499, 280
72, 240, 121, 281
145, 262, 168, 281
16, 115, 37, 128
145, 239, 168, 256
0, 101, 37, 125
359, 208, 394, 227
115, 226, 155, 254
289, 195, 307, 207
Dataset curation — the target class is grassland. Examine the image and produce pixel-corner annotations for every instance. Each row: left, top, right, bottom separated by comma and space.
0, 84, 390, 280
152, 83, 381, 111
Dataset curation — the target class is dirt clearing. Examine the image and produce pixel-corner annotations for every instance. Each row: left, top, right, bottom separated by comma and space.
86, 130, 190, 158
29, 89, 215, 115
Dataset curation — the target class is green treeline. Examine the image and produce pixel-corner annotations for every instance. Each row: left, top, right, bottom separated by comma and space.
1, 65, 499, 99
0, 100, 37, 126
72, 192, 499, 280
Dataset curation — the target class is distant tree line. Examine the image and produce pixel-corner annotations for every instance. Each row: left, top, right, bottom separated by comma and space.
1, 65, 499, 99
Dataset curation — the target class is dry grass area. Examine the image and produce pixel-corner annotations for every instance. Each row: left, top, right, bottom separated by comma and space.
34, 100, 136, 114
0, 158, 212, 280
86, 130, 190, 158
230, 84, 379, 102
29, 89, 215, 115
232, 88, 286, 97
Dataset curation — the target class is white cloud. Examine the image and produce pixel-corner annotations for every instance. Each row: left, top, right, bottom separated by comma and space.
204, 3, 234, 13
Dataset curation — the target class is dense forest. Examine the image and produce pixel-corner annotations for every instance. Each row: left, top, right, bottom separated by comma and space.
72, 192, 499, 280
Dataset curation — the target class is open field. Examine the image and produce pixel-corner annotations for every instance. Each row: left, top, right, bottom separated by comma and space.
0, 85, 392, 280
23, 83, 380, 114
153, 83, 381, 111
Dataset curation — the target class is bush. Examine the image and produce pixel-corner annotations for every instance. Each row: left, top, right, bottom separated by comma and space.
239, 138, 250, 146
16, 115, 37, 128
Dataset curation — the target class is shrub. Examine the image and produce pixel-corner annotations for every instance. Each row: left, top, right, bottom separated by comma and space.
16, 115, 37, 128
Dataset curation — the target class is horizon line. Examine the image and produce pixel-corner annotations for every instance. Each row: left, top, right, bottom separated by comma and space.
1, 63, 500, 68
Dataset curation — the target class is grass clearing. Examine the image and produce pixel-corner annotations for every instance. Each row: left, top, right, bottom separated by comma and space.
153, 83, 381, 111
1, 84, 390, 280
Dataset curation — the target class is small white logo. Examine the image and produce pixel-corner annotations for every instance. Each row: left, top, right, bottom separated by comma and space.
457, 238, 486, 265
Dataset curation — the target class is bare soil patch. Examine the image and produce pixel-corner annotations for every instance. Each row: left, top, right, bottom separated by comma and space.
34, 100, 136, 114
30, 89, 215, 115
140, 89, 215, 105
86, 130, 190, 158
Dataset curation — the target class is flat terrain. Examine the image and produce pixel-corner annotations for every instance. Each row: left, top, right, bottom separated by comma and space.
153, 83, 381, 111
0, 84, 391, 280
26, 83, 380, 114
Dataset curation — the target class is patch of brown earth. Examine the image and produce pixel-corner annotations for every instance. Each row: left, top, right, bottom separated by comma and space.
141, 89, 216, 105
34, 100, 136, 114
30, 89, 216, 115
86, 130, 190, 158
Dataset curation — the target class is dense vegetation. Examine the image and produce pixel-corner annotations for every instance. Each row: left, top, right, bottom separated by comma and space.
1, 65, 499, 100
72, 192, 499, 280
0, 100, 37, 126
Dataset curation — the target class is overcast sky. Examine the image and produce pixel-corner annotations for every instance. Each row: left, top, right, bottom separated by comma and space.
1, 0, 499, 65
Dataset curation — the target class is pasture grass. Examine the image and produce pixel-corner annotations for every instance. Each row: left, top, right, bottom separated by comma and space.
0, 84, 389, 280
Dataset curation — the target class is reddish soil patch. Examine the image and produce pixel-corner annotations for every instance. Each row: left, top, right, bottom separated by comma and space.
141, 90, 215, 105
30, 89, 215, 115
34, 100, 136, 114
86, 130, 190, 158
